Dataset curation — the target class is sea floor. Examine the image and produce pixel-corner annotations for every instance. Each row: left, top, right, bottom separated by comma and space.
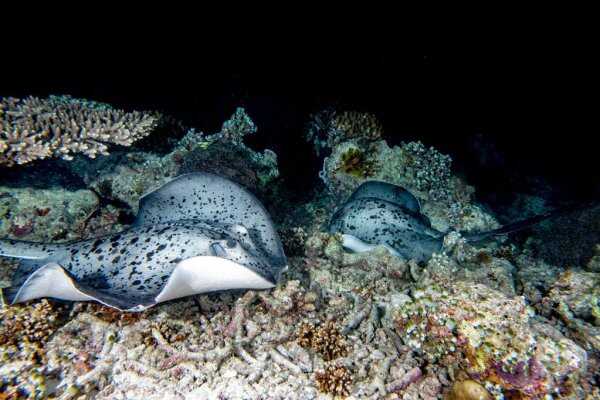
1, 104, 599, 399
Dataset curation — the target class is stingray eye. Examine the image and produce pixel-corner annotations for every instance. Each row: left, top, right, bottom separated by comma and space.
225, 238, 237, 248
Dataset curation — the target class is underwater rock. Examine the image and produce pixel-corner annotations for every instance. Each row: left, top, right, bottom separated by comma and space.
548, 270, 600, 327
422, 251, 517, 297
0, 186, 100, 242
304, 232, 410, 295
586, 244, 600, 272
527, 204, 600, 268
389, 281, 587, 398
515, 252, 563, 308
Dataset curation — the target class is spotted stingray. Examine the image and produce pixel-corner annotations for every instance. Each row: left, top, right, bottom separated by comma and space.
329, 180, 571, 262
0, 173, 287, 311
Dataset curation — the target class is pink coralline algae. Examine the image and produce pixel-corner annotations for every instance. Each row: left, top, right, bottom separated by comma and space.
490, 358, 546, 397
10, 220, 34, 237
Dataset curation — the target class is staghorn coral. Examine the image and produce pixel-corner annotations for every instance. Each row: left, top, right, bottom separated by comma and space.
315, 364, 353, 397
0, 95, 159, 166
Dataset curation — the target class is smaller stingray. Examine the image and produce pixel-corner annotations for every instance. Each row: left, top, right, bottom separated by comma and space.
329, 180, 577, 262
1, 173, 287, 311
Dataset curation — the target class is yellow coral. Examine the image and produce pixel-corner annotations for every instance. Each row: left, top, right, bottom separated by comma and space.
446, 380, 492, 400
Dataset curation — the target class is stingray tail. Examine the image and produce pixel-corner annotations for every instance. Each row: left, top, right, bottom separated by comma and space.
462, 201, 597, 243
0, 238, 64, 260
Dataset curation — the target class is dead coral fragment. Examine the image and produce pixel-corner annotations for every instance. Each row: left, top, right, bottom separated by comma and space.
0, 95, 159, 166
0, 299, 66, 364
81, 303, 145, 327
297, 321, 348, 361
315, 365, 353, 397
0, 300, 63, 346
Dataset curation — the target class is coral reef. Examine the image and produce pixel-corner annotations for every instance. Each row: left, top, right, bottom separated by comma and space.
390, 279, 588, 399
69, 107, 279, 213
0, 299, 69, 399
306, 110, 382, 156
218, 107, 258, 144
0, 95, 159, 166
320, 140, 454, 204
318, 133, 496, 233
1, 102, 599, 398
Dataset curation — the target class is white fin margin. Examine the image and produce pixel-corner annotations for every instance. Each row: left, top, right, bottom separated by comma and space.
155, 256, 275, 303
11, 263, 96, 304
341, 234, 400, 257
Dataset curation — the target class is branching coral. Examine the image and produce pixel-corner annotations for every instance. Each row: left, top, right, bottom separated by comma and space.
218, 107, 257, 144
0, 300, 66, 359
306, 110, 383, 155
315, 364, 353, 397
0, 95, 159, 166
400, 141, 452, 202
297, 320, 348, 361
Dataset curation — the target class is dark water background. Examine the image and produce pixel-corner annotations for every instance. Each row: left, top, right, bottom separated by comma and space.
2, 54, 598, 209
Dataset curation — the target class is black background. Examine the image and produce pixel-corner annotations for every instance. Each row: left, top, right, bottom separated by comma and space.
1, 53, 598, 206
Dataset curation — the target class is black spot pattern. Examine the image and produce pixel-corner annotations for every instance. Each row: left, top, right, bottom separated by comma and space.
133, 172, 286, 270
329, 196, 443, 262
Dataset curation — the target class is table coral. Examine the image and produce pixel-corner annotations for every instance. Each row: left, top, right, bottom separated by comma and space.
0, 95, 159, 166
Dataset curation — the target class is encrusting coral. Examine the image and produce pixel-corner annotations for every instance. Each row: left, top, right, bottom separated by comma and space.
0, 95, 159, 166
